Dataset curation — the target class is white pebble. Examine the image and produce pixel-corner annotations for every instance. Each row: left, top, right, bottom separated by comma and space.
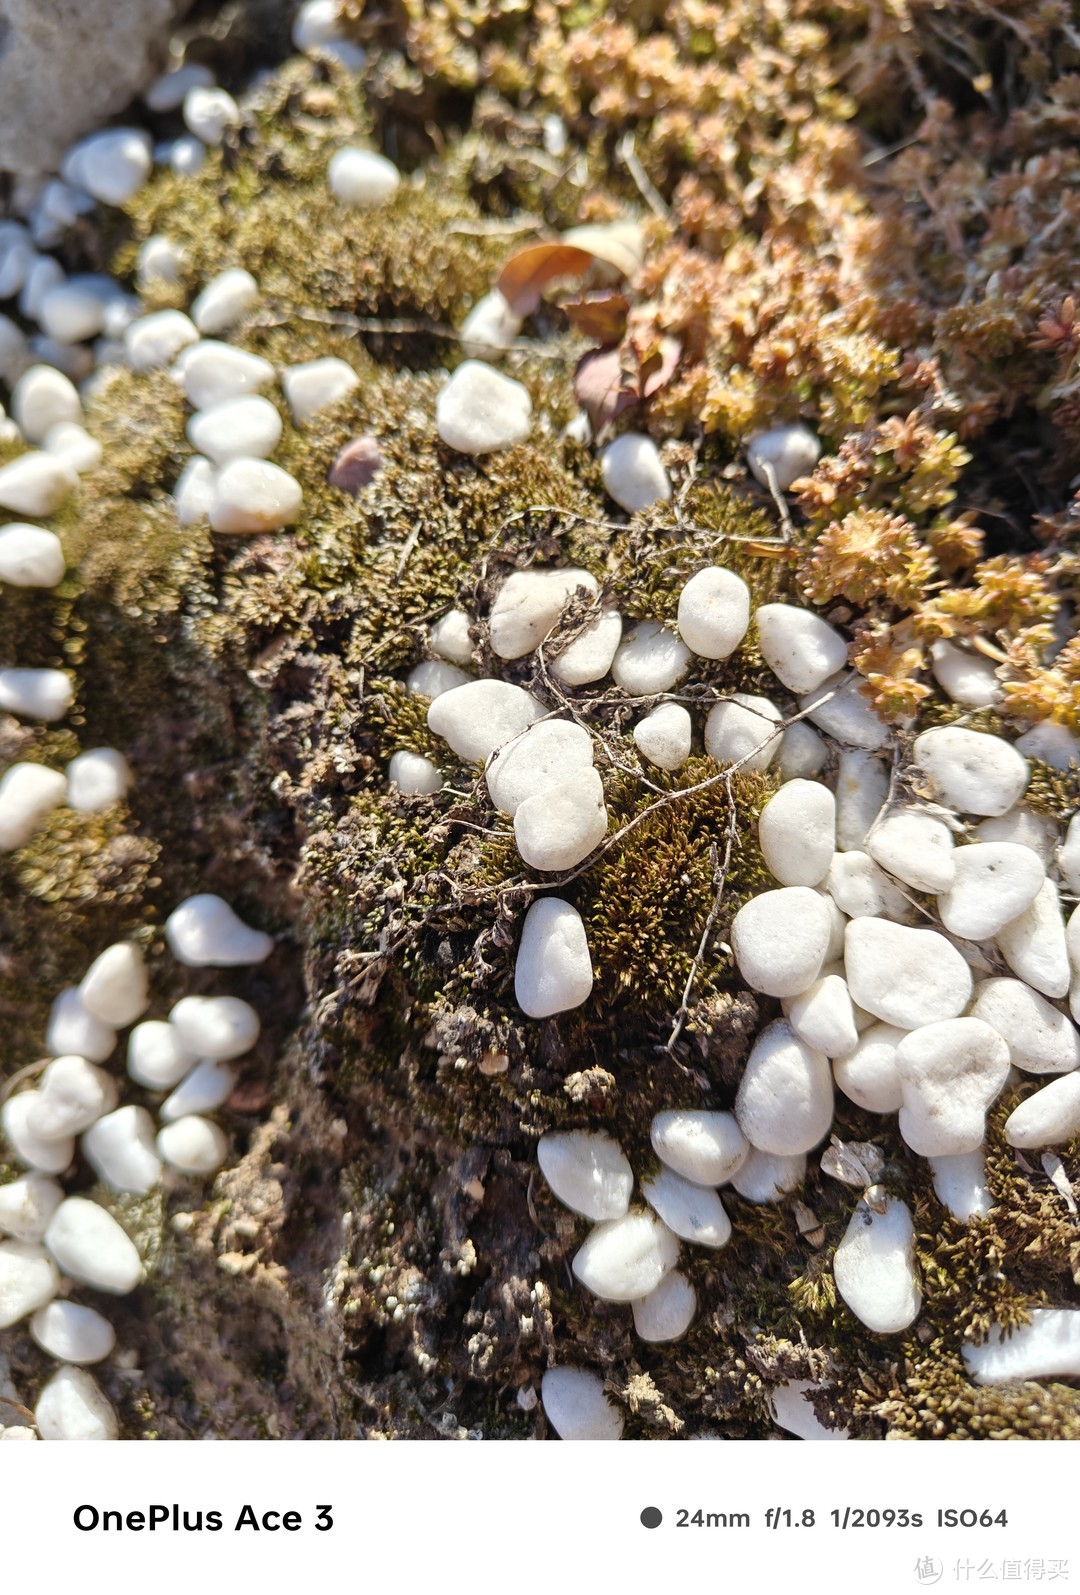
747, 423, 820, 491
1058, 813, 1080, 891
541, 1367, 623, 1441
460, 289, 522, 361
65, 748, 131, 813
82, 1106, 162, 1196
736, 1020, 833, 1154
209, 458, 303, 533
2, 1092, 75, 1176
44, 1198, 142, 1295
819, 891, 847, 963
770, 1380, 849, 1442
633, 702, 692, 771
0, 666, 73, 722
328, 147, 401, 208
0, 762, 67, 849
514, 897, 593, 1018
136, 235, 185, 288
436, 361, 532, 454
833, 1196, 921, 1335
145, 62, 215, 112
79, 942, 149, 1027
970, 977, 1078, 1074
407, 660, 470, 699
126, 1021, 196, 1091
428, 609, 473, 665
169, 995, 259, 1061
705, 691, 782, 773
0, 314, 30, 382
293, 0, 367, 68
799, 673, 890, 750
37, 283, 106, 345
388, 751, 441, 795
31, 1300, 116, 1365
778, 720, 827, 780
62, 129, 152, 206
514, 767, 607, 871
19, 255, 64, 323
929, 638, 1002, 707
913, 725, 1028, 817
187, 395, 282, 464
173, 455, 216, 524
125, 310, 199, 372
28, 1057, 118, 1139
787, 972, 859, 1058
832, 1023, 905, 1114
160, 1059, 236, 1122
537, 1131, 633, 1221
997, 878, 1069, 998
632, 1270, 695, 1342
963, 1309, 1080, 1385
181, 340, 274, 408
0, 451, 76, 516
755, 603, 847, 694
191, 268, 259, 336
731, 887, 830, 998
0, 1240, 58, 1328
937, 843, 1043, 939
600, 433, 671, 514
156, 1115, 229, 1176
11, 365, 80, 443
486, 720, 593, 816
834, 750, 888, 851
0, 522, 64, 588
1015, 720, 1080, 770
844, 917, 972, 1028
0, 1426, 37, 1441
611, 620, 690, 696
641, 1167, 731, 1246
490, 567, 599, 660
978, 805, 1060, 864
572, 1208, 679, 1301
1003, 1073, 1080, 1148
46, 988, 116, 1063
895, 1019, 1009, 1156
730, 1148, 806, 1203
650, 1109, 748, 1186
0, 1174, 63, 1243
34, 1365, 118, 1441
758, 779, 835, 887
428, 679, 543, 762
928, 1150, 993, 1223
866, 808, 954, 892
184, 86, 240, 145
0, 228, 32, 300
551, 608, 623, 686
43, 422, 102, 474
168, 135, 207, 176
282, 357, 360, 424
825, 850, 914, 922
677, 566, 750, 660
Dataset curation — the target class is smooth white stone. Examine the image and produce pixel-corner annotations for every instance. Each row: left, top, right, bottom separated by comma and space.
778, 720, 827, 779
833, 750, 887, 852
705, 692, 782, 773
1003, 1073, 1080, 1148
0, 452, 76, 516
159, 1056, 237, 1123
28, 1057, 118, 1139
833, 1196, 921, 1334
145, 61, 215, 112
0, 523, 63, 588
799, 672, 890, 750
46, 989, 116, 1064
428, 679, 543, 762
19, 254, 64, 322
428, 609, 473, 665
127, 1021, 196, 1090
169, 135, 207, 176
571, 1209, 679, 1301
293, 0, 367, 68
181, 341, 274, 409
282, 357, 359, 424
537, 1130, 633, 1221
551, 608, 623, 685
641, 1167, 731, 1246
0, 667, 72, 722
650, 1110, 748, 1186
100, 290, 140, 339
489, 567, 599, 660
825, 850, 914, 922
187, 395, 282, 464
486, 719, 593, 816
191, 268, 259, 336
600, 433, 671, 514
0, 762, 66, 849
970, 977, 1080, 1075
755, 603, 847, 694
0, 230, 32, 300
1058, 813, 1080, 891
79, 943, 148, 1027
65, 748, 131, 813
1015, 720, 1080, 770
611, 620, 690, 696
174, 455, 216, 525
436, 361, 531, 454
758, 780, 835, 887
0, 314, 31, 381
514, 898, 593, 1018
184, 86, 240, 144
747, 423, 820, 491
928, 1150, 993, 1223
44, 1198, 142, 1295
35, 1365, 118, 1441
388, 751, 441, 795
930, 639, 1002, 707
632, 1270, 696, 1342
937, 843, 1043, 939
832, 1023, 906, 1114
209, 458, 303, 533
31, 1300, 116, 1365
63, 129, 152, 206
997, 878, 1070, 998
633, 703, 692, 773
0, 1175, 63, 1243
963, 1309, 1080, 1385
11, 365, 80, 443
1, 1094, 74, 1176
787, 973, 859, 1058
735, 1020, 833, 1155
406, 660, 471, 699
730, 1148, 806, 1203
460, 289, 522, 360
37, 284, 105, 344
819, 892, 847, 963
328, 147, 401, 207
125, 310, 199, 372
514, 767, 607, 871
895, 1018, 1009, 1156
677, 566, 750, 660
169, 996, 259, 1061
136, 234, 185, 288
731, 887, 830, 998
38, 181, 94, 230
912, 725, 1028, 816
866, 808, 955, 892
770, 1380, 849, 1442
0, 1240, 58, 1328
0, 1426, 36, 1441
541, 1367, 623, 1441
845, 917, 972, 1028
156, 1115, 229, 1176
82, 1106, 162, 1196
43, 422, 102, 474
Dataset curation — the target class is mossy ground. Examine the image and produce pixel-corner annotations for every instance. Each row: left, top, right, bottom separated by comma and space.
1, 2, 1079, 1438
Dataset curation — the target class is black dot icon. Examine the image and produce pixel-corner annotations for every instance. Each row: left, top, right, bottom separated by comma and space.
640, 1507, 663, 1530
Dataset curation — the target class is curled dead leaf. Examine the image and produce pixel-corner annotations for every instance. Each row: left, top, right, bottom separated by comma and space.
496, 221, 646, 316
561, 289, 629, 345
